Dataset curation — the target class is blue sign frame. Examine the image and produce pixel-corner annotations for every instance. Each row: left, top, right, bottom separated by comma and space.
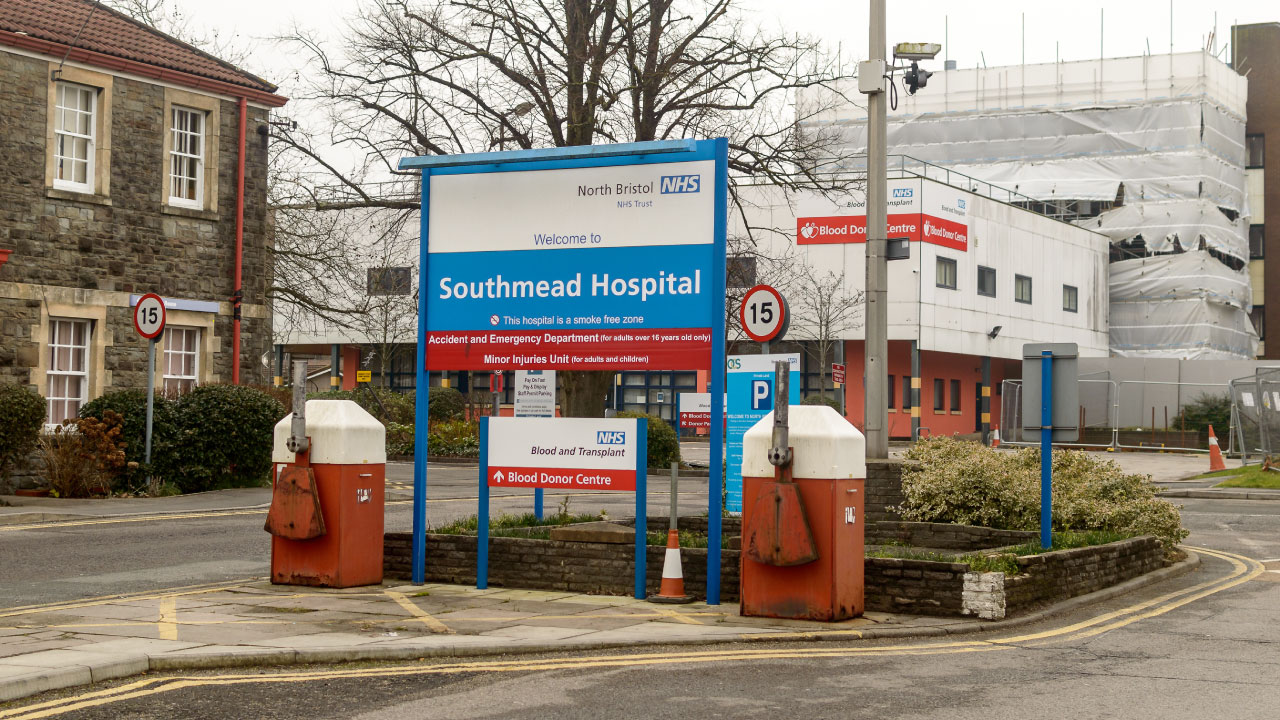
400, 139, 729, 604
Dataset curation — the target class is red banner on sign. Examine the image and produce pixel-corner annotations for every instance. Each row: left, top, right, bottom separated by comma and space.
426, 328, 712, 371
679, 411, 711, 430
831, 363, 846, 385
797, 213, 967, 251
488, 466, 636, 491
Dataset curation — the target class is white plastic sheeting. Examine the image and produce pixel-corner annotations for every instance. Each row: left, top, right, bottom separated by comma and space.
799, 51, 1257, 358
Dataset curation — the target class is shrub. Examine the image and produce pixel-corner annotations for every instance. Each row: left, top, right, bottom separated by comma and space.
427, 420, 479, 457
617, 411, 681, 468
40, 413, 128, 497
900, 436, 1188, 551
1172, 393, 1231, 436
169, 385, 285, 493
81, 389, 177, 491
802, 395, 842, 412
387, 422, 415, 456
308, 386, 415, 425
0, 383, 45, 480
427, 386, 466, 422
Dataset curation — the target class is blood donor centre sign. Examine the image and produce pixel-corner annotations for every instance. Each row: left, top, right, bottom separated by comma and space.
795, 177, 969, 252
422, 154, 719, 371
679, 392, 712, 430
487, 417, 640, 491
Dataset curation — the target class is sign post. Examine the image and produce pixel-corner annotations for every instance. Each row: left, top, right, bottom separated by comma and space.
132, 294, 166, 481
739, 284, 788, 354
401, 139, 727, 602
1021, 343, 1079, 550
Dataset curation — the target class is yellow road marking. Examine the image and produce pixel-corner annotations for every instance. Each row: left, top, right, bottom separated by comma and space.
1, 547, 1264, 719
384, 591, 453, 634
157, 597, 177, 641
649, 605, 704, 625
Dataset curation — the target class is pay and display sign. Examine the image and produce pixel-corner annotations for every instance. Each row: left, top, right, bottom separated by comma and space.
726, 354, 800, 512
486, 417, 640, 491
424, 156, 718, 371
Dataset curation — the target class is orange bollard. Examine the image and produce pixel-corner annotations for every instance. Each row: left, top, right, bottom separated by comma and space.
648, 529, 693, 604
1208, 425, 1226, 472
991, 429, 1001, 448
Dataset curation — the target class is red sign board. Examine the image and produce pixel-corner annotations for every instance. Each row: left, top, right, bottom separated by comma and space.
487, 466, 636, 491
680, 412, 711, 430
832, 363, 846, 384
425, 328, 712, 371
489, 372, 504, 393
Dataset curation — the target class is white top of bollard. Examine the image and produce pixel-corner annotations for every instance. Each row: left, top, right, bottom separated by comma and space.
272, 400, 387, 465
741, 405, 866, 479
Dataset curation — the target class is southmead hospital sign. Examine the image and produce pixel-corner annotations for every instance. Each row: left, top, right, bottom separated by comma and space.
423, 157, 717, 371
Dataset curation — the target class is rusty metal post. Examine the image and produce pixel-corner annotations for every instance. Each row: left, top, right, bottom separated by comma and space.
768, 360, 793, 469
287, 360, 309, 454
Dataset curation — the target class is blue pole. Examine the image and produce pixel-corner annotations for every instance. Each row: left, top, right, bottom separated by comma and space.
534, 487, 544, 520
1040, 350, 1053, 550
411, 170, 432, 584
478, 417, 490, 589
635, 419, 648, 599
707, 137, 728, 606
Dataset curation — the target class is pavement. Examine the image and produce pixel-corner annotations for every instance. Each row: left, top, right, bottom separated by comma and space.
0, 443, 1260, 704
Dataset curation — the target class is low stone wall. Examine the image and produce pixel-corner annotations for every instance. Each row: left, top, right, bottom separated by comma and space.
867, 521, 1037, 551
384, 532, 1167, 620
866, 459, 911, 522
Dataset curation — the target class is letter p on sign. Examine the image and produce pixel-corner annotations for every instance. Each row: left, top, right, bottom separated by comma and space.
752, 379, 773, 411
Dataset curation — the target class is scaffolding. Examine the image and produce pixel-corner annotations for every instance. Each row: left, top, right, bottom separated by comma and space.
801, 50, 1257, 359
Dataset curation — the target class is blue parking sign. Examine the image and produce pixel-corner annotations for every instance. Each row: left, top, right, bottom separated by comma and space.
726, 354, 800, 513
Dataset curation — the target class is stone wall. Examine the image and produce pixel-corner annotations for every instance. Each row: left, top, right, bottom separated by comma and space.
385, 531, 1169, 620
0, 49, 274, 391
867, 521, 1037, 551
865, 459, 910, 522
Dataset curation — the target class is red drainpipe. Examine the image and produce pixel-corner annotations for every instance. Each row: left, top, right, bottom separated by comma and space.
232, 97, 246, 384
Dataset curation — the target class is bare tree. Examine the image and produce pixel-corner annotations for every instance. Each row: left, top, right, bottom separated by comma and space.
787, 257, 863, 403
275, 0, 859, 416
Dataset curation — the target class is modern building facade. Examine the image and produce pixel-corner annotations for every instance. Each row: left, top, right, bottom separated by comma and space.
0, 0, 286, 424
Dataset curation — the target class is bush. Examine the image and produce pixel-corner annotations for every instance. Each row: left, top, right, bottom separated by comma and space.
1172, 393, 1231, 436
900, 436, 1188, 551
802, 395, 842, 412
387, 422, 415, 456
427, 420, 479, 457
169, 385, 285, 493
81, 390, 177, 491
428, 386, 466, 422
39, 413, 128, 497
617, 411, 681, 468
307, 386, 415, 425
0, 383, 45, 480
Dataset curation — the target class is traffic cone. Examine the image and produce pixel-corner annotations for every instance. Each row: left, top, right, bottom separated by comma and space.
990, 429, 1000, 448
1208, 425, 1226, 472
648, 529, 693, 604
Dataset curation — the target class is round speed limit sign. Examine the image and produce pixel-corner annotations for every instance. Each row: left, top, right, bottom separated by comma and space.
133, 293, 167, 340
739, 284, 788, 343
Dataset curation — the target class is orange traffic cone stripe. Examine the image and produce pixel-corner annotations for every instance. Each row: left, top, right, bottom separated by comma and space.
656, 529, 686, 599
1207, 425, 1226, 472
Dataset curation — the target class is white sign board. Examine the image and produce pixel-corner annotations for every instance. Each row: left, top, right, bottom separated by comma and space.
514, 370, 557, 417
486, 417, 639, 491
679, 392, 711, 429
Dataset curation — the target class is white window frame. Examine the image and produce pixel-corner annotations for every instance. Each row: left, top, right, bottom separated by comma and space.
1015, 274, 1033, 304
168, 106, 205, 209
935, 256, 957, 290
47, 318, 91, 427
163, 326, 201, 394
53, 82, 96, 194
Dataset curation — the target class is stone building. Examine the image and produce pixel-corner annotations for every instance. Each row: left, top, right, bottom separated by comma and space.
0, 0, 286, 425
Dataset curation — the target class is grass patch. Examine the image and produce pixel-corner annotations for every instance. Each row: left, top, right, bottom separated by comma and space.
1196, 463, 1280, 489
644, 529, 709, 548
432, 511, 607, 536
254, 605, 316, 614
868, 530, 1133, 577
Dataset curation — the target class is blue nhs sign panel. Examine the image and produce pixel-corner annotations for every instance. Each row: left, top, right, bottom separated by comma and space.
725, 354, 800, 513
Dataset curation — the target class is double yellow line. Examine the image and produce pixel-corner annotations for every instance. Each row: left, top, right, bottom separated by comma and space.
0, 546, 1262, 720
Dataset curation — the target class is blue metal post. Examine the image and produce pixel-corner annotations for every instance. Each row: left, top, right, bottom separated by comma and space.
707, 137, 728, 606
411, 170, 432, 584
634, 419, 648, 599
534, 487, 544, 520
478, 417, 490, 589
1040, 350, 1053, 550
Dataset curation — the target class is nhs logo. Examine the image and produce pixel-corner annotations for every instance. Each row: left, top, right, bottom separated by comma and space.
597, 431, 627, 445
659, 175, 701, 194
892, 188, 914, 198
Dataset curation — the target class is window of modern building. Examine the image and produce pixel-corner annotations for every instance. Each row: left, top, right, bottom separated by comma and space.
977, 265, 996, 297
1251, 306, 1266, 341
902, 374, 912, 410
1063, 284, 1078, 313
1247, 134, 1265, 169
168, 107, 205, 208
1250, 225, 1265, 260
368, 267, 412, 295
53, 83, 96, 193
936, 256, 957, 289
950, 379, 961, 412
47, 319, 91, 425
1015, 274, 1033, 304
888, 375, 896, 410
933, 378, 945, 411
163, 327, 201, 394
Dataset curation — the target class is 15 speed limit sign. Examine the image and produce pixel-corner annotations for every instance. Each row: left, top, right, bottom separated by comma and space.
133, 293, 167, 340
739, 284, 788, 343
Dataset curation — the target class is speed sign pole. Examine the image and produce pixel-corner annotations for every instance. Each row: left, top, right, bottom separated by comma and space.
133, 294, 167, 478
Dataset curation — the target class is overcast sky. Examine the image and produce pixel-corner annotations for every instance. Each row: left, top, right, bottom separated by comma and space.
167, 0, 1280, 94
